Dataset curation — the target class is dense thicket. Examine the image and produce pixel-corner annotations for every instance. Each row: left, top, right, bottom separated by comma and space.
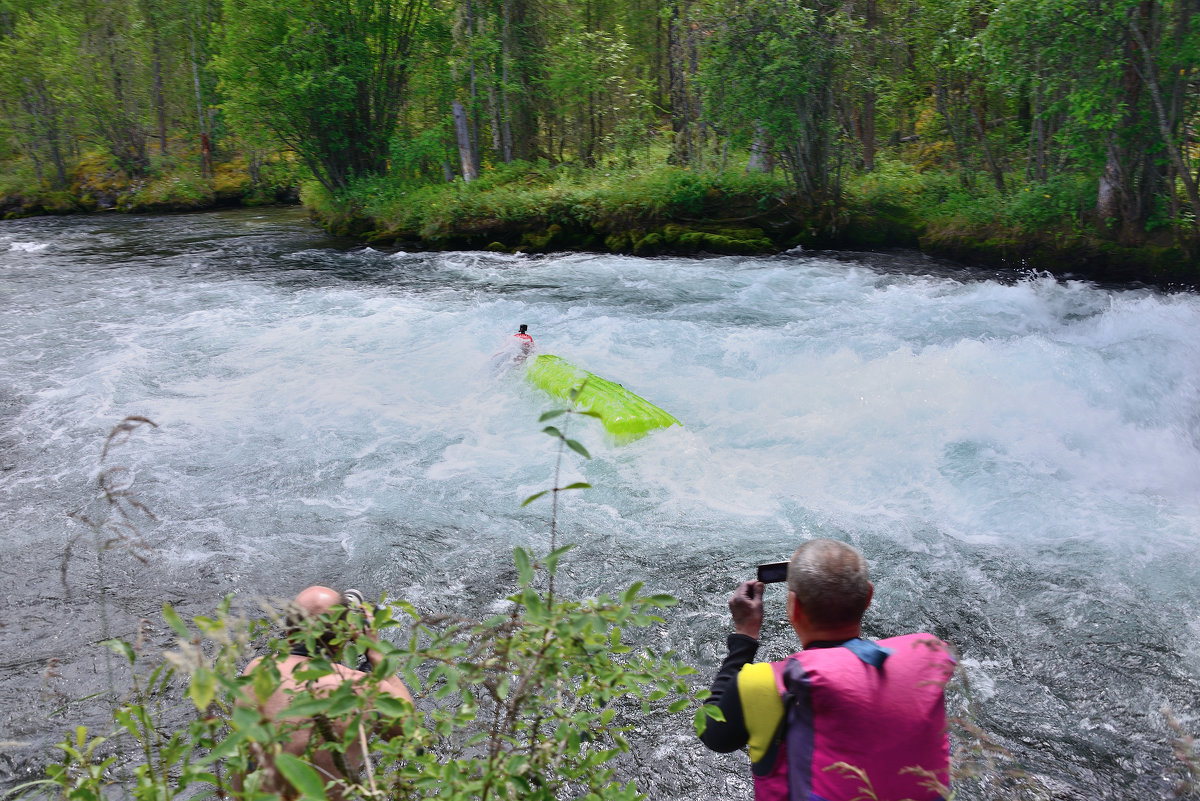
2, 0, 1199, 245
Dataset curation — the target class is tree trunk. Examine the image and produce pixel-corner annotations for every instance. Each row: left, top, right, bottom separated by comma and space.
1028, 76, 1047, 183
499, 42, 514, 162
666, 0, 694, 165
747, 124, 773, 173
453, 100, 478, 181
502, 0, 538, 160
934, 76, 971, 188
465, 0, 481, 171
189, 25, 212, 179
971, 104, 1005, 193
1128, 6, 1200, 235
152, 35, 167, 156
861, 0, 877, 171
487, 79, 504, 154
1096, 144, 1122, 225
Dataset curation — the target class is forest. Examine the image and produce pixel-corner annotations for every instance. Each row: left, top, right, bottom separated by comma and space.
2, 0, 1199, 276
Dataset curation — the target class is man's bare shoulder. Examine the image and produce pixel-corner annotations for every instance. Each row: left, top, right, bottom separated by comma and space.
240, 653, 376, 691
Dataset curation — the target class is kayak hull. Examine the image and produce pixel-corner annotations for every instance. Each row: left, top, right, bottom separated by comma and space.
525, 354, 680, 440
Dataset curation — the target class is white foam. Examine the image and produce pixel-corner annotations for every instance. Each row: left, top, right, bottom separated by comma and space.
5, 239, 1200, 577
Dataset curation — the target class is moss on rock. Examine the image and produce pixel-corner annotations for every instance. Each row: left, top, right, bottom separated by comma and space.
633, 231, 664, 254
604, 232, 631, 252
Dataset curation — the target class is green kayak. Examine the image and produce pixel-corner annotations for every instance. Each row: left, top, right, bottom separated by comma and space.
525, 354, 681, 441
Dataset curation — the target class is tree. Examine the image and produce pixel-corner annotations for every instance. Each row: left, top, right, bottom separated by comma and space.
908, 0, 1015, 192
666, 0, 703, 166
699, 0, 848, 201
0, 1, 77, 187
70, 0, 155, 178
214, 0, 428, 193
980, 0, 1200, 237
543, 26, 643, 166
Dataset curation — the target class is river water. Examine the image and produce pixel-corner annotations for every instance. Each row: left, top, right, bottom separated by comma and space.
2, 207, 1199, 798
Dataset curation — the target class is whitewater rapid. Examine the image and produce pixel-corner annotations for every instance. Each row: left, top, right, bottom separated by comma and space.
2, 208, 1199, 798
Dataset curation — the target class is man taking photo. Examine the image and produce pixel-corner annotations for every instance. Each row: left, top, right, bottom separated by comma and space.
699, 539, 955, 801
238, 586, 413, 801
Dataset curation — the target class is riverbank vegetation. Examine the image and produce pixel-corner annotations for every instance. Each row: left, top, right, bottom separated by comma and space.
25, 410, 710, 801
1, 0, 1198, 280
26, 412, 1044, 801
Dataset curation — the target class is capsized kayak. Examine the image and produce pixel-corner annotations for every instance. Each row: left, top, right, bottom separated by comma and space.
525, 354, 680, 441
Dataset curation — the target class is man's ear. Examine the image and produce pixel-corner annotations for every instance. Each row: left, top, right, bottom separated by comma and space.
865, 582, 874, 611
787, 590, 801, 625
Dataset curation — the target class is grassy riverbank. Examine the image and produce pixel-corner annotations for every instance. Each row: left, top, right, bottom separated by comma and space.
0, 150, 303, 215
307, 158, 1199, 286
3, 151, 1195, 286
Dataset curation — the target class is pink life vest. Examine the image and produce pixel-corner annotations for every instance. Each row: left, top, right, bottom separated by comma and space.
744, 634, 954, 801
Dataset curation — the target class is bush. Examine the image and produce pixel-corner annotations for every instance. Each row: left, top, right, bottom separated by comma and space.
1006, 174, 1096, 231
24, 404, 707, 801
28, 555, 694, 801
123, 171, 215, 211
349, 160, 790, 243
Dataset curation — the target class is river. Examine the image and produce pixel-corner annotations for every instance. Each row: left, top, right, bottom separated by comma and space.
2, 207, 1199, 798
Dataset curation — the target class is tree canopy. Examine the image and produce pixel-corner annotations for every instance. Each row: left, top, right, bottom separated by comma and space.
2, 0, 1199, 242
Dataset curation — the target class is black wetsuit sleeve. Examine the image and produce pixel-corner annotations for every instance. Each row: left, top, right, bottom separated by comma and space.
698, 633, 760, 753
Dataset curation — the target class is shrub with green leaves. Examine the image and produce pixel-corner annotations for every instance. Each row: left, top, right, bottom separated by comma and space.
37, 558, 702, 801
24, 391, 710, 801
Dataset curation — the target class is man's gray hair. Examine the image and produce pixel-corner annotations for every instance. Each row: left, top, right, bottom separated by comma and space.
787, 538, 871, 627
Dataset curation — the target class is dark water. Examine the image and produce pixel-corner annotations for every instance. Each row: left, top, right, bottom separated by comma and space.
2, 208, 1199, 798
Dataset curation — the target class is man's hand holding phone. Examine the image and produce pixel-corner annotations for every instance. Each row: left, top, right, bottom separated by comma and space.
729, 580, 765, 640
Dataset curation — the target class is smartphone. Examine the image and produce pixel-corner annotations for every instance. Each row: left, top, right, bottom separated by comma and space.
756, 561, 789, 584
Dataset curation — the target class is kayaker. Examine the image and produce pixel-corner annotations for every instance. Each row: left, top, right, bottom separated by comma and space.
490, 324, 535, 374
514, 324, 534, 355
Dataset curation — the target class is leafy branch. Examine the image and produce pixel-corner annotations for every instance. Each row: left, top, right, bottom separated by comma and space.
521, 382, 601, 600
27, 394, 704, 801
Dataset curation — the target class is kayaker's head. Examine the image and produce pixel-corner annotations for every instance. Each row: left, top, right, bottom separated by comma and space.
518, 324, 528, 334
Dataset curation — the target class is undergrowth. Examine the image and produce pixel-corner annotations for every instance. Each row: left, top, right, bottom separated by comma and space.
307, 151, 1117, 256
0, 146, 303, 216
18, 394, 706, 801
845, 156, 1097, 238
326, 160, 790, 239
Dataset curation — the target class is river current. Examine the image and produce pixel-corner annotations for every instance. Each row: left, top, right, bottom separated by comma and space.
2, 207, 1199, 798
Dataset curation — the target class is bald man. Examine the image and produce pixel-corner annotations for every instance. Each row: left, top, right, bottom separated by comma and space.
238, 586, 413, 800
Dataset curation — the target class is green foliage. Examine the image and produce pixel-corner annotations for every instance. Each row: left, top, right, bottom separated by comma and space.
2, 0, 1199, 251
0, 0, 78, 188
31, 554, 698, 801
123, 171, 215, 211
1006, 174, 1097, 231
213, 0, 428, 194
541, 25, 650, 166
33, 402, 702, 801
353, 161, 789, 243
697, 0, 849, 199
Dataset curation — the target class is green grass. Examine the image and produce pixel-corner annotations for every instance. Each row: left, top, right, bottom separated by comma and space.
845, 156, 1096, 237
122, 169, 215, 211
323, 150, 1106, 254
330, 159, 791, 242
0, 146, 304, 216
